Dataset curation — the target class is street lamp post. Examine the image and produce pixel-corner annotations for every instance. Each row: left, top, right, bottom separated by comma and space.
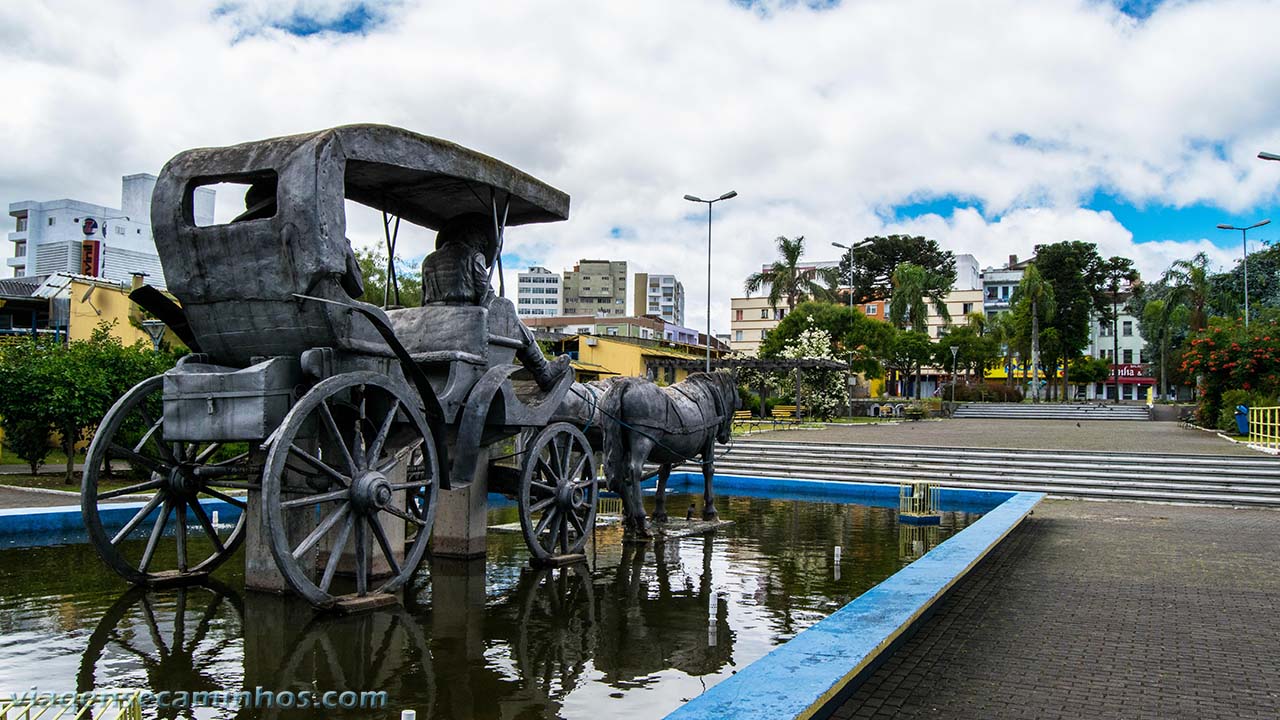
949, 345, 959, 406
831, 240, 874, 309
1216, 219, 1271, 327
684, 191, 737, 372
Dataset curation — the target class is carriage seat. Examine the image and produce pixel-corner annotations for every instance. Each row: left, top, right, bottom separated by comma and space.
386, 305, 489, 365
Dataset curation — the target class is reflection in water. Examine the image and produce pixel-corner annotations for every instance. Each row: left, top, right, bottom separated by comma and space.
1, 493, 984, 719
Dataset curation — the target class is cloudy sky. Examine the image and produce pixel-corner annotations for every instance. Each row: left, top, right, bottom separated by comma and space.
3, 0, 1279, 333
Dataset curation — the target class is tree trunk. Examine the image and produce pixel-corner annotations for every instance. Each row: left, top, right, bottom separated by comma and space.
63, 430, 75, 485
1112, 299, 1120, 404
1063, 357, 1071, 403
1030, 300, 1040, 403
1159, 338, 1168, 401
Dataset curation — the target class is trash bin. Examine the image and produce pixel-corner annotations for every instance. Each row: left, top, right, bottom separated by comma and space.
1235, 405, 1249, 435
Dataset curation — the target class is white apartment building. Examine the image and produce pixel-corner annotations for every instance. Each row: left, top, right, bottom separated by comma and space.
7, 174, 214, 289
981, 254, 1031, 318
1084, 291, 1152, 401
516, 265, 562, 318
633, 272, 685, 326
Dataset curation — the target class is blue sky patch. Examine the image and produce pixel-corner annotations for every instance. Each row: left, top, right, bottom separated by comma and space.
272, 3, 383, 36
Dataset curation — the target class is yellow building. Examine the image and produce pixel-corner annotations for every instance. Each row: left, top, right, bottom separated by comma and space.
34, 273, 184, 350
548, 334, 721, 384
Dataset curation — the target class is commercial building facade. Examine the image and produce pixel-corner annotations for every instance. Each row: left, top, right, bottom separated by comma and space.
7, 175, 214, 288
562, 259, 627, 317
632, 272, 685, 326
515, 265, 562, 318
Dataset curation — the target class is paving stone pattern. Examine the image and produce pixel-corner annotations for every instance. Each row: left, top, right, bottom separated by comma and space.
831, 499, 1280, 720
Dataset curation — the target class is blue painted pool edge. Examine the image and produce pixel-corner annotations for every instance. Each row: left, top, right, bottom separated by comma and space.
664, 477, 1043, 720
0, 497, 242, 537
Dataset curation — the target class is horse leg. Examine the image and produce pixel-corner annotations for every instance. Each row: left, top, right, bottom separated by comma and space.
622, 439, 653, 539
701, 439, 719, 521
652, 464, 672, 523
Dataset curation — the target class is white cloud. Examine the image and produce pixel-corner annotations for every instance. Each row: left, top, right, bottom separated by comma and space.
2, 0, 1279, 333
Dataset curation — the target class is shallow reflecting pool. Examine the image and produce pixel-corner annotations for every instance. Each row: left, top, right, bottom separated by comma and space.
0, 491, 984, 719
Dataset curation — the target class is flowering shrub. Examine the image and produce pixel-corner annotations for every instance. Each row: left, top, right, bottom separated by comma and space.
1180, 318, 1280, 427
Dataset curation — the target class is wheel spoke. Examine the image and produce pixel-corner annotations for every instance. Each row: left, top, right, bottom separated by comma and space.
110, 443, 167, 475
188, 501, 225, 553
137, 407, 178, 465
568, 452, 589, 484
319, 402, 359, 476
529, 496, 554, 513
366, 401, 400, 469
546, 443, 562, 482
98, 478, 164, 500
188, 594, 224, 654
530, 481, 556, 496
210, 451, 250, 467
192, 466, 252, 480
354, 517, 368, 596
320, 515, 354, 593
534, 507, 558, 537
141, 596, 169, 658
292, 504, 350, 560
173, 588, 188, 649
175, 500, 188, 572
281, 487, 350, 510
288, 443, 350, 487
368, 516, 402, 577
139, 500, 172, 573
389, 480, 432, 492
568, 508, 588, 538
200, 487, 247, 509
111, 492, 165, 545
558, 436, 573, 479
381, 504, 425, 527
560, 514, 570, 553
547, 513, 563, 552
194, 443, 223, 464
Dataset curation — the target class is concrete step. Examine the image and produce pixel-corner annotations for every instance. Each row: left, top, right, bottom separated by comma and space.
695, 440, 1280, 506
953, 403, 1149, 420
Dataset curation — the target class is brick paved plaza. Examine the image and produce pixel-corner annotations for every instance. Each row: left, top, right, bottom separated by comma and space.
833, 499, 1280, 719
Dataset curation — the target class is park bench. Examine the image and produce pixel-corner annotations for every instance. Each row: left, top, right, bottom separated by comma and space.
771, 405, 800, 428
733, 409, 764, 432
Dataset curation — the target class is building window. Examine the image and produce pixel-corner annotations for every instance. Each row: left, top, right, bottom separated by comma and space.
1122, 320, 1133, 337
1000, 286, 1009, 299
48, 217, 56, 226
1122, 349, 1133, 364
760, 309, 769, 319
1100, 322, 1111, 336
734, 330, 743, 342
14, 217, 26, 232
734, 309, 743, 321
761, 329, 769, 340
13, 267, 24, 278
962, 302, 973, 314
14, 242, 25, 257
865, 305, 877, 315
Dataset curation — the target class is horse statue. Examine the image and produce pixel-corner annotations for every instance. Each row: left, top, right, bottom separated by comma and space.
551, 377, 626, 451
600, 370, 739, 537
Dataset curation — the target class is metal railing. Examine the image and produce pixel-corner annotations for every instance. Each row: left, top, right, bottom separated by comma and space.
898, 481, 939, 518
1248, 406, 1280, 453
0, 693, 141, 720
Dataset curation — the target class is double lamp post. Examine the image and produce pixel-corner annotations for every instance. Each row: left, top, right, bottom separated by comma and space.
684, 191, 737, 372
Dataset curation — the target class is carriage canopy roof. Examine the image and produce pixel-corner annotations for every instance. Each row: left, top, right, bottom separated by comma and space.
164, 123, 570, 229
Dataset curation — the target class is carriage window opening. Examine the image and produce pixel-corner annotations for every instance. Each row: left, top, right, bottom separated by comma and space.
186, 172, 278, 227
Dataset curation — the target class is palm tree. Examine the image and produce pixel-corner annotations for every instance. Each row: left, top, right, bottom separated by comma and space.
1164, 252, 1211, 332
743, 236, 840, 311
987, 313, 1016, 387
1016, 264, 1056, 403
888, 263, 951, 331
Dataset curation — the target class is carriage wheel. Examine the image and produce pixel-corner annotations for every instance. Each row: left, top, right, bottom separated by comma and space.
82, 375, 251, 585
518, 422, 597, 563
262, 372, 439, 608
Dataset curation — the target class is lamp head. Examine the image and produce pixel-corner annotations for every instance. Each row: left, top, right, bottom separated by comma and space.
1217, 224, 1236, 230
1259, 151, 1280, 161
683, 194, 704, 203
718, 190, 738, 201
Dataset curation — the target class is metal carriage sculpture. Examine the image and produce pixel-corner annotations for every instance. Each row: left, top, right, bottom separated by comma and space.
81, 125, 599, 608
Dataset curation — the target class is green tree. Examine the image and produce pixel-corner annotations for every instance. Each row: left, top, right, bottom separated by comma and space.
887, 330, 934, 399
355, 247, 424, 308
1011, 264, 1056, 402
743, 236, 839, 311
838, 235, 956, 302
774, 325, 849, 419
1141, 298, 1190, 399
936, 325, 999, 382
1164, 252, 1213, 332
1034, 241, 1103, 400
1094, 256, 1140, 402
985, 312, 1017, 387
0, 323, 176, 483
888, 263, 951, 332
758, 301, 895, 377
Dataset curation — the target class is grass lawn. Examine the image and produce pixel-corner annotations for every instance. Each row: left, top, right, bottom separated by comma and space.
1, 471, 146, 495
0, 446, 87, 468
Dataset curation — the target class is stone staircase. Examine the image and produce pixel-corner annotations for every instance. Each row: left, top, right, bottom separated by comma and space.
697, 439, 1280, 506
953, 403, 1150, 421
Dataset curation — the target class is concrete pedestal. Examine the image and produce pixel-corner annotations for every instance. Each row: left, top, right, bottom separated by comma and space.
245, 448, 318, 594
430, 449, 490, 559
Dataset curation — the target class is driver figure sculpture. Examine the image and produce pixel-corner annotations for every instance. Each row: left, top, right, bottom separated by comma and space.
422, 213, 570, 391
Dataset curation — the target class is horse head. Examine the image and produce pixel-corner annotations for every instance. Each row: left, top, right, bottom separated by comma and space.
709, 370, 738, 445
